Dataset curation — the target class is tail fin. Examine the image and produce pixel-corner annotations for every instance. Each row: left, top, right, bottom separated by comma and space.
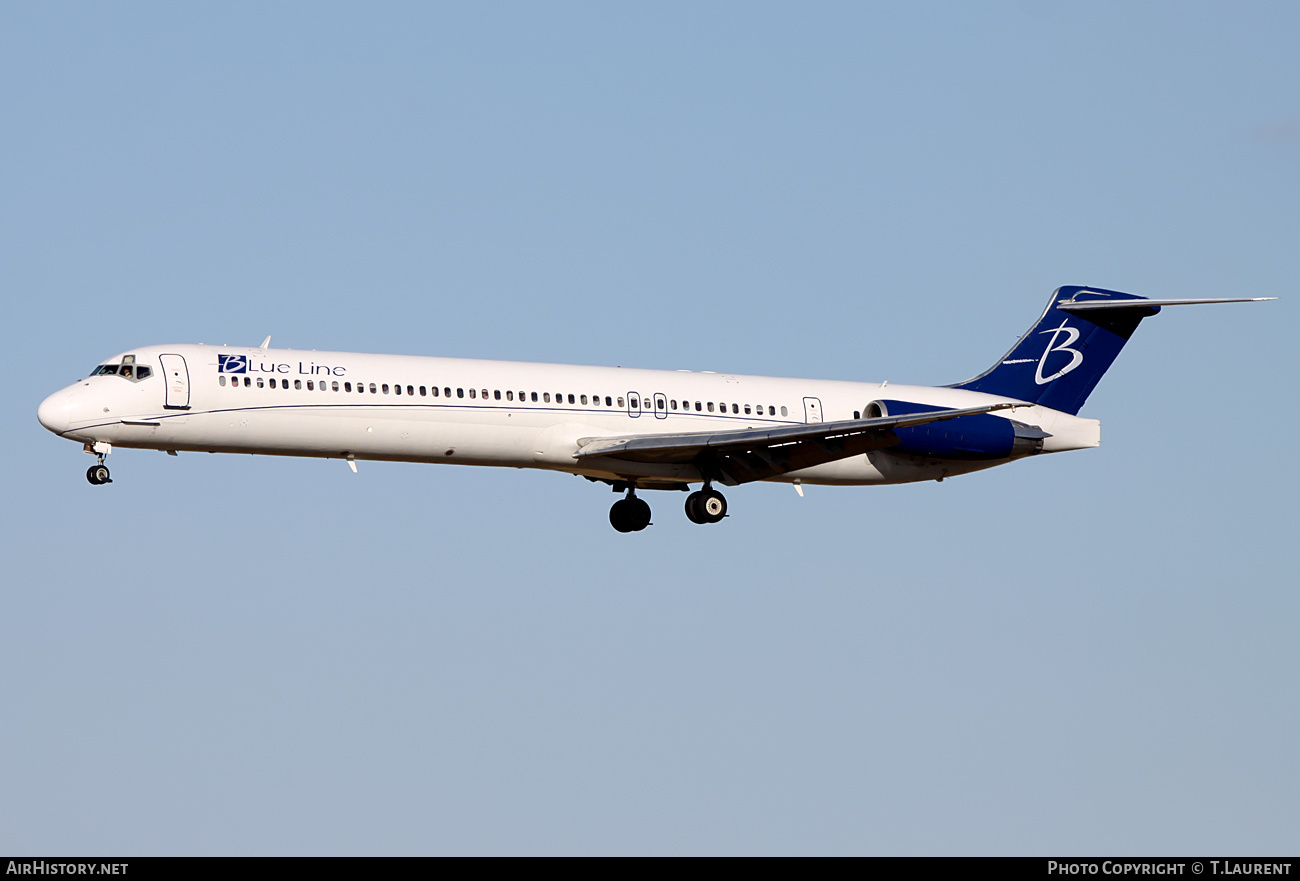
951, 285, 1275, 414
950, 286, 1156, 415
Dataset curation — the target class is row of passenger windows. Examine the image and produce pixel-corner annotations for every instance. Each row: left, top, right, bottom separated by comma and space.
217, 374, 790, 417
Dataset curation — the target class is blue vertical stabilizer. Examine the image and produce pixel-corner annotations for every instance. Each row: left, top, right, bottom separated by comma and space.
950, 286, 1159, 415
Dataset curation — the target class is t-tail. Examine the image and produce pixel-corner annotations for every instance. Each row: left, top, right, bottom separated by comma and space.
950, 285, 1275, 415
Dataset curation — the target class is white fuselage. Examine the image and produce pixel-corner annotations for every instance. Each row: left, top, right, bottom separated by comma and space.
37, 344, 1101, 487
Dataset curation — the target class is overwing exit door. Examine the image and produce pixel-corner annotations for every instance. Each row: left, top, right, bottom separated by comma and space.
803, 396, 823, 423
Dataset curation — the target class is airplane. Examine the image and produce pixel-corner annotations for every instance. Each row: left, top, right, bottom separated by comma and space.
37, 285, 1273, 532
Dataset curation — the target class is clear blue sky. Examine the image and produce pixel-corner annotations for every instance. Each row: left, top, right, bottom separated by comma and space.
3, 1, 1296, 855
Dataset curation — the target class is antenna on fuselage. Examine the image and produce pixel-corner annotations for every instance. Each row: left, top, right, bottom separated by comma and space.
258, 335, 271, 349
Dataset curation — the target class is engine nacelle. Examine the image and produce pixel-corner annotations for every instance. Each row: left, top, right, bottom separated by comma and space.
865, 399, 1045, 461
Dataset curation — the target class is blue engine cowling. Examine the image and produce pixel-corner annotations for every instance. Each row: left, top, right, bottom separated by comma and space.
865, 400, 1044, 461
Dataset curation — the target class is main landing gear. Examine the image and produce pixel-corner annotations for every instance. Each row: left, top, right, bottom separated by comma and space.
607, 484, 729, 532
684, 488, 727, 525
609, 489, 652, 533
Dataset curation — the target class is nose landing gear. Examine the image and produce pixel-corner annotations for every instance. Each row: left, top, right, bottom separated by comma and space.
84, 443, 112, 485
609, 489, 652, 533
86, 462, 111, 485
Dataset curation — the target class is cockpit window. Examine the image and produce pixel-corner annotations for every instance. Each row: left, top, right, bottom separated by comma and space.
91, 362, 153, 382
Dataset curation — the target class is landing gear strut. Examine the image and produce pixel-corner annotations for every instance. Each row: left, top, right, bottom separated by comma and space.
609, 489, 652, 533
685, 487, 727, 524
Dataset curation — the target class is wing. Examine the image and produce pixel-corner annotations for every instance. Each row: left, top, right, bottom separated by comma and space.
574, 402, 1031, 485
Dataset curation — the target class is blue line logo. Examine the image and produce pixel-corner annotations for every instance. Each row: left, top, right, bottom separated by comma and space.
1034, 321, 1084, 385
217, 354, 248, 374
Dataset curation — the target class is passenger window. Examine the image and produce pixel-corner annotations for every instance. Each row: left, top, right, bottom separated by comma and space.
506, 391, 514, 401
481, 389, 488, 400
743, 404, 750, 415
707, 402, 714, 412
408, 385, 415, 396
219, 375, 226, 386
732, 404, 738, 414
268, 378, 276, 388
631, 399, 639, 409
457, 388, 464, 398
244, 377, 251, 387
531, 392, 538, 402
780, 406, 788, 416
617, 397, 625, 407
854, 410, 861, 419
445, 388, 451, 397
580, 395, 587, 405
419, 386, 426, 396
543, 393, 551, 403
568, 394, 575, 404
369, 383, 377, 393
333, 382, 340, 391
257, 378, 265, 388
494, 390, 501, 400
469, 388, 476, 399
671, 400, 677, 410
294, 380, 302, 390
768, 405, 775, 416
306, 380, 313, 390
605, 396, 612, 406
695, 401, 701, 411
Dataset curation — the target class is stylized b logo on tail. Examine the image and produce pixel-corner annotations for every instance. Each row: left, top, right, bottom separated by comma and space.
1034, 321, 1084, 385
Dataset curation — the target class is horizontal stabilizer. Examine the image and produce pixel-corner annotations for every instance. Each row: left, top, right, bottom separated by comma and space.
1058, 297, 1276, 312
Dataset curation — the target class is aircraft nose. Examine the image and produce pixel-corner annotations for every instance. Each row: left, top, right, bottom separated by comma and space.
38, 389, 75, 434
